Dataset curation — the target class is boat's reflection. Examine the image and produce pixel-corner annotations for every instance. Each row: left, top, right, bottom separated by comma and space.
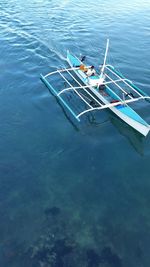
53, 95, 145, 155
109, 113, 145, 155
87, 111, 145, 155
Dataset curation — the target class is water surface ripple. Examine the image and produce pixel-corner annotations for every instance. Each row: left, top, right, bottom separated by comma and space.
0, 0, 150, 267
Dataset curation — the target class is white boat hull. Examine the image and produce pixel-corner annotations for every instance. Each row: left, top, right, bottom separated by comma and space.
67, 53, 150, 137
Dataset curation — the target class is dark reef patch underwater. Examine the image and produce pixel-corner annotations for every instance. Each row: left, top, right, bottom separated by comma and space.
9, 206, 122, 267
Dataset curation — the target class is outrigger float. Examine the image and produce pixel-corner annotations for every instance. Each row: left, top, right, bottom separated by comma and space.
40, 39, 150, 136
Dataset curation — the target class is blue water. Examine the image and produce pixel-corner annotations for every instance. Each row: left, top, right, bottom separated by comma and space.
0, 0, 150, 266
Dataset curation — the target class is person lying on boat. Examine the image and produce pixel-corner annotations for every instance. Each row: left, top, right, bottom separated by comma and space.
86, 65, 96, 76
79, 64, 96, 76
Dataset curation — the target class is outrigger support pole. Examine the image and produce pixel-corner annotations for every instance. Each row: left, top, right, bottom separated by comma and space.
40, 74, 80, 122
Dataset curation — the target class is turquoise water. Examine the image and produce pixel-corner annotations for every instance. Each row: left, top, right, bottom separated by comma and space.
0, 0, 150, 266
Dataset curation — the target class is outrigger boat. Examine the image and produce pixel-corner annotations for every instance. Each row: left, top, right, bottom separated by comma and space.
40, 39, 150, 136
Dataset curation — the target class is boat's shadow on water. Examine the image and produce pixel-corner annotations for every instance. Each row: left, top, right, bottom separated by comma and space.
108, 112, 145, 155
42, 77, 146, 155
58, 97, 146, 155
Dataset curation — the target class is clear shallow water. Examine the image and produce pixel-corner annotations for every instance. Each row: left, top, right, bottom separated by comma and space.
0, 0, 150, 266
